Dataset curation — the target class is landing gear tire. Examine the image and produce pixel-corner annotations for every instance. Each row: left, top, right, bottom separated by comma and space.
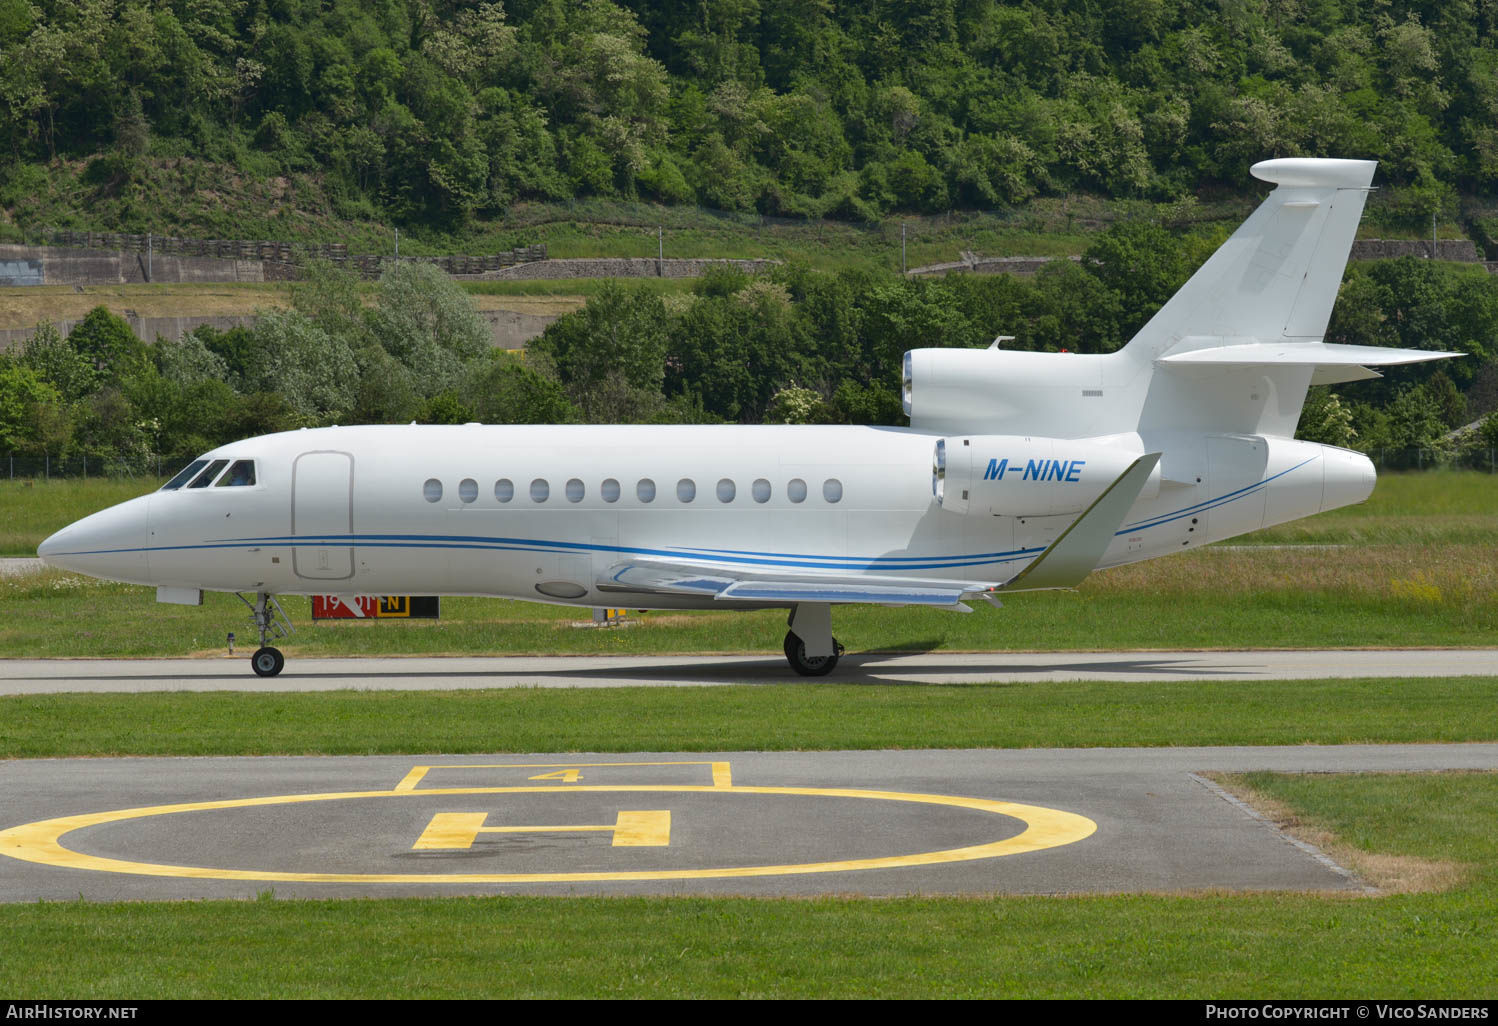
251, 646, 285, 678
783, 631, 843, 677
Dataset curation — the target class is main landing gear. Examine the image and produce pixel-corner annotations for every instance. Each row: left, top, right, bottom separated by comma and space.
235, 591, 294, 677
783, 630, 844, 676
783, 603, 843, 676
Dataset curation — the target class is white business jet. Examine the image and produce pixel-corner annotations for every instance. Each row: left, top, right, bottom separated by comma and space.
39, 158, 1459, 677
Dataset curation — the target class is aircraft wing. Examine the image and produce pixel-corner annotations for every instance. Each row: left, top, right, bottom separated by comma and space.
600, 453, 1163, 606
597, 559, 988, 609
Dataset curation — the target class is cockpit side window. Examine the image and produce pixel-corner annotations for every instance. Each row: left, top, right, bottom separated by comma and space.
215, 460, 257, 487
187, 459, 230, 489
161, 460, 208, 491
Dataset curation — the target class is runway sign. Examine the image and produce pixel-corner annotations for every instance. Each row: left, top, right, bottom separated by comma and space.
312, 595, 440, 620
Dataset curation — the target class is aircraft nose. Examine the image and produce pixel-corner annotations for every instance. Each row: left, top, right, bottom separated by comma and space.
37, 495, 153, 585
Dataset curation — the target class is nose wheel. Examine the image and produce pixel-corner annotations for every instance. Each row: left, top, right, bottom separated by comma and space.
252, 646, 285, 677
236, 591, 294, 677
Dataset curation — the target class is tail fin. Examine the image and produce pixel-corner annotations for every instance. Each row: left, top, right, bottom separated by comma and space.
1123, 157, 1375, 362
903, 158, 1459, 441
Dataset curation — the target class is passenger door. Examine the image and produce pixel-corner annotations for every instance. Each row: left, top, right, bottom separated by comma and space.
293, 450, 355, 581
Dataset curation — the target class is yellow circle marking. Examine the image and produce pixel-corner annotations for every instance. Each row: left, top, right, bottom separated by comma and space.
0, 785, 1096, 884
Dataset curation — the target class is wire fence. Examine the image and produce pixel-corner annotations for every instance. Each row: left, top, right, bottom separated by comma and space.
1371, 447, 1498, 472
3, 455, 168, 481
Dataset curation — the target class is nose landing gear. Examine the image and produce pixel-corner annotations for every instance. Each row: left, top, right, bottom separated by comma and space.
235, 591, 294, 677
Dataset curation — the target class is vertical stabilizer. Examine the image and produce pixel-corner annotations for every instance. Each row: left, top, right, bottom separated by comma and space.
1122, 158, 1375, 362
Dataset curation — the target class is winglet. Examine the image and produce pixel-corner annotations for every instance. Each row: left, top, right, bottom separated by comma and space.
998, 453, 1162, 592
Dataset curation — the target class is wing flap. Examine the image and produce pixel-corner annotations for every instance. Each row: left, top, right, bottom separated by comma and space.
600, 560, 985, 608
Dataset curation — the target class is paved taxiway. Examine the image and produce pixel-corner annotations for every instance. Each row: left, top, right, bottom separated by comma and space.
3, 745, 1495, 901
2, 648, 1495, 692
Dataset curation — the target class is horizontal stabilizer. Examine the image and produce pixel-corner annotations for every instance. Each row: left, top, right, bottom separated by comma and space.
1158, 340, 1462, 386
999, 452, 1162, 592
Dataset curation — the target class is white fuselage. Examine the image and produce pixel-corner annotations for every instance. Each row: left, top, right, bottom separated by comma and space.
40, 423, 1374, 607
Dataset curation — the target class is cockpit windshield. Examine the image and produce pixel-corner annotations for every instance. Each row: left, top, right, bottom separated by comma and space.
161, 460, 208, 491
187, 459, 230, 488
160, 457, 258, 491
216, 460, 256, 487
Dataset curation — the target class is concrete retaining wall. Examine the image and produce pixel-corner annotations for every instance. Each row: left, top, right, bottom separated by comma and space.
0, 314, 258, 352
0, 244, 267, 284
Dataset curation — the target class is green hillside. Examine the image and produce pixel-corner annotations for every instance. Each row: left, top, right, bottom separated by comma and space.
3, 0, 1497, 244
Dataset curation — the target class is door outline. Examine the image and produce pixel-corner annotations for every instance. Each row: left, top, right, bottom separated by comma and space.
292, 450, 355, 581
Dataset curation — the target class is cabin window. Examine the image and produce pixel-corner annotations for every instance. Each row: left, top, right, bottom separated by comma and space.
495, 479, 514, 503
637, 478, 656, 503
677, 478, 696, 503
787, 478, 807, 503
188, 459, 229, 489
716, 478, 736, 503
423, 478, 443, 503
601, 478, 621, 503
823, 479, 843, 503
161, 460, 208, 491
566, 478, 585, 502
215, 460, 256, 487
752, 478, 771, 503
530, 479, 549, 502
459, 478, 478, 504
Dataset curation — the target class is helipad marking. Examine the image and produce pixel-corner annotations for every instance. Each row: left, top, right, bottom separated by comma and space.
394, 761, 732, 791
413, 810, 672, 848
0, 785, 1096, 883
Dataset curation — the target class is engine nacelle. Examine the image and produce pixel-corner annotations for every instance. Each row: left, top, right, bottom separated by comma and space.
933, 435, 1158, 516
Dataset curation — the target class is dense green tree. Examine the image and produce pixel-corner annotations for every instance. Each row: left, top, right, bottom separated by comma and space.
66, 307, 148, 386
0, 356, 65, 455
368, 261, 492, 398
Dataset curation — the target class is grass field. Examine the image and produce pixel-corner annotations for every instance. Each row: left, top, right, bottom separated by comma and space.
2, 676, 1495, 758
